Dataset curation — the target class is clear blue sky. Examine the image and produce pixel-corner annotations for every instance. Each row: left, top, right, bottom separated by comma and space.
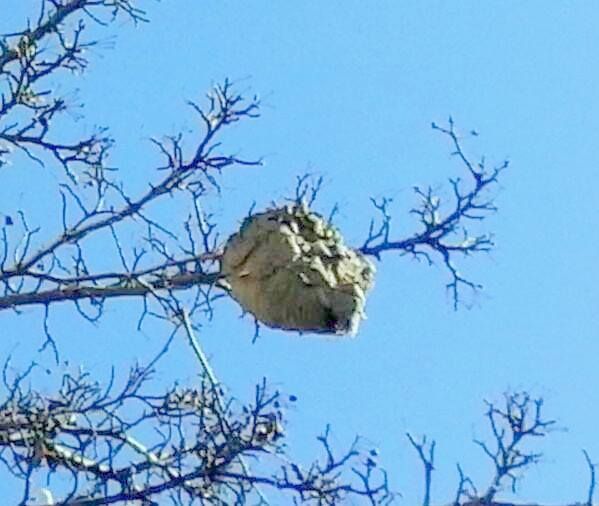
2, 1, 599, 503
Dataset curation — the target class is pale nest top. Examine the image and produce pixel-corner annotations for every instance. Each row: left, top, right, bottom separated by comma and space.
221, 204, 375, 335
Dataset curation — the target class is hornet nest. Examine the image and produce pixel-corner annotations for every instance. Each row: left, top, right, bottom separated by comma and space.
220, 203, 375, 335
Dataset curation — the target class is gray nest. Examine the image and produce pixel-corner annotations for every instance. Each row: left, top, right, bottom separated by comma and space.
220, 204, 375, 335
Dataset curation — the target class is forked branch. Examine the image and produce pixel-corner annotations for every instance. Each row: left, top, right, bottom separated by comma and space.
361, 118, 508, 308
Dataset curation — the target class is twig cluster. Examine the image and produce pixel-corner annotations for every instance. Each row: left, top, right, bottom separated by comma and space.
0, 363, 391, 505
408, 392, 596, 506
0, 1, 267, 361
360, 118, 508, 308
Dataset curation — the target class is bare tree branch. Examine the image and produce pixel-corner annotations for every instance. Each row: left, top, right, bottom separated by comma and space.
0, 363, 392, 505
0, 78, 259, 332
360, 118, 508, 309
407, 433, 435, 506
474, 392, 556, 502
410, 394, 596, 506
583, 449, 596, 506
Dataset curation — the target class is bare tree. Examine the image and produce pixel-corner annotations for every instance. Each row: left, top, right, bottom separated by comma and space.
2, 2, 586, 506
408, 392, 597, 506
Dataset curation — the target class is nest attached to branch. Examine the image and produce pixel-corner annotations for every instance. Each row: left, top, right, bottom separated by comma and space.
221, 204, 375, 335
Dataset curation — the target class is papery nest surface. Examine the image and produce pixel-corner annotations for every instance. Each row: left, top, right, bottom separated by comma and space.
221, 204, 375, 335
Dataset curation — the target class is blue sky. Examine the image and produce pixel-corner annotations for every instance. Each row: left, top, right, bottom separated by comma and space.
2, 1, 599, 503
